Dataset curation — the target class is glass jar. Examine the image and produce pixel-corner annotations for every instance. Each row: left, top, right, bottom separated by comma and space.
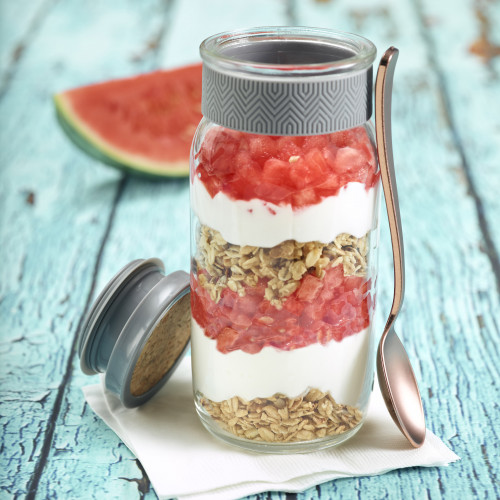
190, 27, 379, 453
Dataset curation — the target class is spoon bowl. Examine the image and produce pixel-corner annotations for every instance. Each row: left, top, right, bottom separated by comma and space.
377, 326, 426, 447
375, 47, 426, 448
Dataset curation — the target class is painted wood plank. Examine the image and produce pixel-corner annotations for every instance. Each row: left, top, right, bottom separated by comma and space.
0, 0, 52, 81
414, 0, 500, 294
0, 0, 175, 497
407, 0, 500, 495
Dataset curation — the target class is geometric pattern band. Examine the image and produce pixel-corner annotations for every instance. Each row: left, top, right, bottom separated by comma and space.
202, 65, 372, 136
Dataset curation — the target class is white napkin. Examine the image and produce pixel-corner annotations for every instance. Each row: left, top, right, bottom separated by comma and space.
83, 358, 459, 500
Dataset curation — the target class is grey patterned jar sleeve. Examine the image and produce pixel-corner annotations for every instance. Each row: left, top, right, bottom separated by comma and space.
202, 65, 372, 136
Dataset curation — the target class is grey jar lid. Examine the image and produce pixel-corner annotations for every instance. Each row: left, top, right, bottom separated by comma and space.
78, 258, 191, 408
201, 27, 376, 136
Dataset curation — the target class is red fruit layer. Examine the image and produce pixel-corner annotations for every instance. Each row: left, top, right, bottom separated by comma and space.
195, 126, 378, 209
191, 265, 373, 355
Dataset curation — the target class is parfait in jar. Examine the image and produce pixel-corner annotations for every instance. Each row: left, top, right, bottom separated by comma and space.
190, 123, 380, 452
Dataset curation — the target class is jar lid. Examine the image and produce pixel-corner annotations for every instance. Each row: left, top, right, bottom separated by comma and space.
78, 258, 191, 408
200, 27, 376, 135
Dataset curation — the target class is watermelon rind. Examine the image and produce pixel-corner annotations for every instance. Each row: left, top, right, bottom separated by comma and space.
54, 93, 191, 179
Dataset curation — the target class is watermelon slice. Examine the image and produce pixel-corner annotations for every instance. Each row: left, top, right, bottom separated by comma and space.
54, 63, 202, 178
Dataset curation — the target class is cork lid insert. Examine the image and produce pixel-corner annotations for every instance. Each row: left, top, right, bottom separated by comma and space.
130, 293, 191, 397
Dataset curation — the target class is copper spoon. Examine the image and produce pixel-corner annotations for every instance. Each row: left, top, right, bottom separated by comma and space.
375, 47, 426, 448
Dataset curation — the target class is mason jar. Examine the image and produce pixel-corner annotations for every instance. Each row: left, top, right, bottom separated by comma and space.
190, 27, 380, 453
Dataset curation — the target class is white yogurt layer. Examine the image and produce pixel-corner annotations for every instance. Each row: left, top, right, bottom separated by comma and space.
191, 176, 379, 247
191, 319, 372, 405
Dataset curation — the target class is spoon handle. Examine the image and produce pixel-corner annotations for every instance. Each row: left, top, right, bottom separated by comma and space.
375, 47, 405, 324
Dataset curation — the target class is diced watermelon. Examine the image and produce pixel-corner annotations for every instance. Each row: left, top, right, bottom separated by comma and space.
217, 327, 240, 352
299, 150, 329, 187
253, 182, 294, 204
329, 130, 349, 148
195, 125, 379, 209
297, 274, 323, 302
292, 188, 319, 207
236, 292, 261, 316
191, 264, 373, 354
302, 302, 326, 321
241, 340, 264, 354
276, 136, 303, 160
324, 264, 344, 288
262, 158, 295, 187
248, 134, 278, 160
333, 147, 365, 173
303, 135, 330, 150
283, 296, 305, 315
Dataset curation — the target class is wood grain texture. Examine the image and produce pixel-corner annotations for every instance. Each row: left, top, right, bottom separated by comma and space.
0, 0, 498, 498
0, 0, 174, 497
415, 0, 500, 294
0, 0, 55, 97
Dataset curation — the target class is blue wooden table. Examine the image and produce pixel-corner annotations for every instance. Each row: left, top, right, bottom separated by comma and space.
1, 0, 499, 498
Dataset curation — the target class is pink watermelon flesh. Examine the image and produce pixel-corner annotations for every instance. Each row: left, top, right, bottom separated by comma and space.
195, 125, 378, 207
191, 265, 373, 354
55, 63, 203, 176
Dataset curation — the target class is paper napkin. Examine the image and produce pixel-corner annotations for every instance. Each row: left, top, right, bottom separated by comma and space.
83, 358, 459, 500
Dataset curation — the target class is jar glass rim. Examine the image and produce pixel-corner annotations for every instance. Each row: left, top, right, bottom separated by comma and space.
200, 26, 376, 77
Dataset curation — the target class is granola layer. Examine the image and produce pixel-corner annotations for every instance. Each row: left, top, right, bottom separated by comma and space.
199, 389, 362, 443
195, 225, 368, 308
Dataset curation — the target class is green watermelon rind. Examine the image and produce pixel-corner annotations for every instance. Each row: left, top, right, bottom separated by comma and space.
54, 93, 190, 179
